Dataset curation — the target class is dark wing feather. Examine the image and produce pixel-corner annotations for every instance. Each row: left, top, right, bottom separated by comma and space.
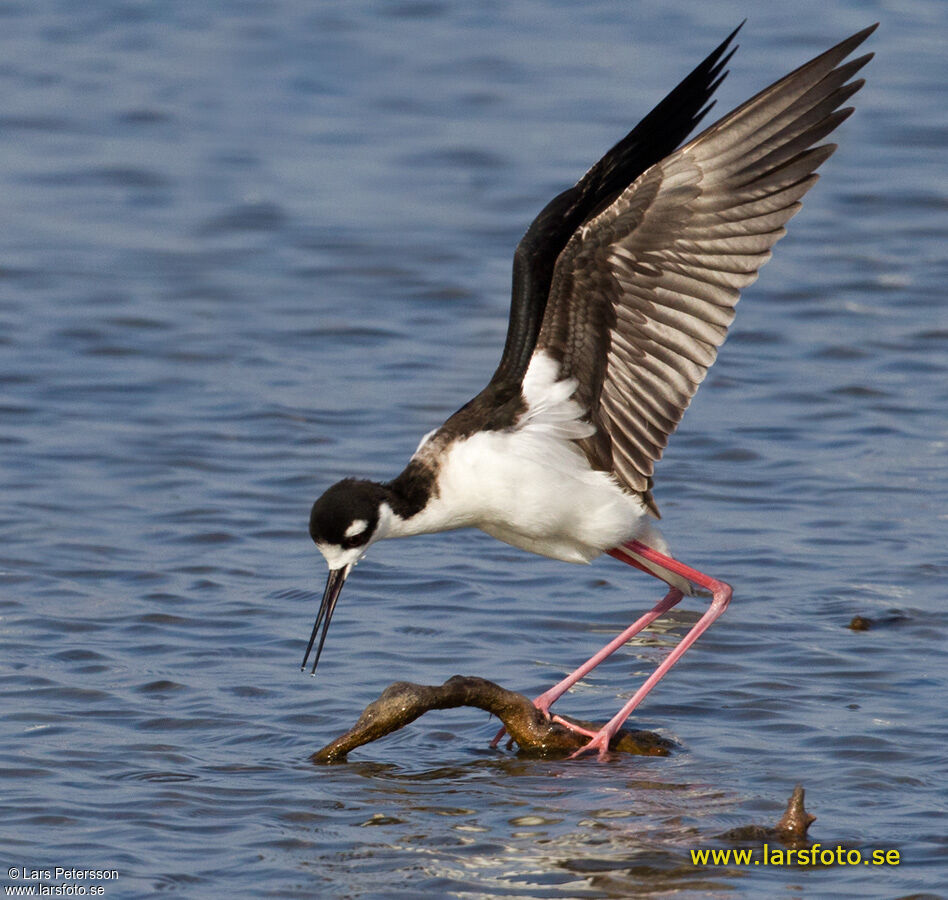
485, 24, 743, 401
535, 25, 876, 512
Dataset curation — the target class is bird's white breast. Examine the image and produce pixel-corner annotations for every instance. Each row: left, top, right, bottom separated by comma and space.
386, 353, 660, 563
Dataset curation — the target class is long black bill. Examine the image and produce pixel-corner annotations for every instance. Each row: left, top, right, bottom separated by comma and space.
301, 566, 349, 675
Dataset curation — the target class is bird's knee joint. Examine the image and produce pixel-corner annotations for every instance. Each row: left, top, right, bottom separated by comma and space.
712, 581, 733, 609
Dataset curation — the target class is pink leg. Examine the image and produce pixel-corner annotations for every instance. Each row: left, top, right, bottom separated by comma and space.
490, 545, 698, 748
557, 540, 732, 759
490, 584, 683, 747
533, 587, 685, 714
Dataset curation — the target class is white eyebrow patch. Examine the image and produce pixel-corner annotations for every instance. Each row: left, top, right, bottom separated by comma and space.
344, 519, 369, 539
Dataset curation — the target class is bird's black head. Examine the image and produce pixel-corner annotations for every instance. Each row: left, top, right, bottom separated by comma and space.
308, 478, 390, 559
302, 479, 391, 676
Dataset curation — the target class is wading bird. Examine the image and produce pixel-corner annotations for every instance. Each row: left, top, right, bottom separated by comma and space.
303, 25, 875, 758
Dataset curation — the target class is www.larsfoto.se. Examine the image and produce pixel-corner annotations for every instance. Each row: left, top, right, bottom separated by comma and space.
691, 844, 901, 867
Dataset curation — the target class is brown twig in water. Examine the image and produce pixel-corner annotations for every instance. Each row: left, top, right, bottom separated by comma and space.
775, 784, 817, 843
312, 675, 675, 763
720, 784, 817, 846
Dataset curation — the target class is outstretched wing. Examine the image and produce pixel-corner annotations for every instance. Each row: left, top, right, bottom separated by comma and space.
482, 25, 742, 405
535, 25, 876, 511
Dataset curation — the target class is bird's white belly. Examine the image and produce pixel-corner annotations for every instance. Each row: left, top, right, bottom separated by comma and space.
386, 351, 667, 563
406, 428, 654, 563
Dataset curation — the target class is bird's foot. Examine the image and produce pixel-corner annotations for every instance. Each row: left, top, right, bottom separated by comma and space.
570, 732, 613, 760
551, 716, 615, 760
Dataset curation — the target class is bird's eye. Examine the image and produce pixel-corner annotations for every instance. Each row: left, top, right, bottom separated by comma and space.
340, 518, 370, 549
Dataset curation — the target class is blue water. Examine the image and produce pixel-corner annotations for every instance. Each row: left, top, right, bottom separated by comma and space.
1, 2, 946, 897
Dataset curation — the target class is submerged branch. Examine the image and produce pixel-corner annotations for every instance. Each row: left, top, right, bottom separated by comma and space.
720, 784, 817, 846
312, 675, 675, 763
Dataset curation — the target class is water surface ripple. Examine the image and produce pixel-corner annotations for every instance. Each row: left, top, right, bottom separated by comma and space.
1, 2, 945, 898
